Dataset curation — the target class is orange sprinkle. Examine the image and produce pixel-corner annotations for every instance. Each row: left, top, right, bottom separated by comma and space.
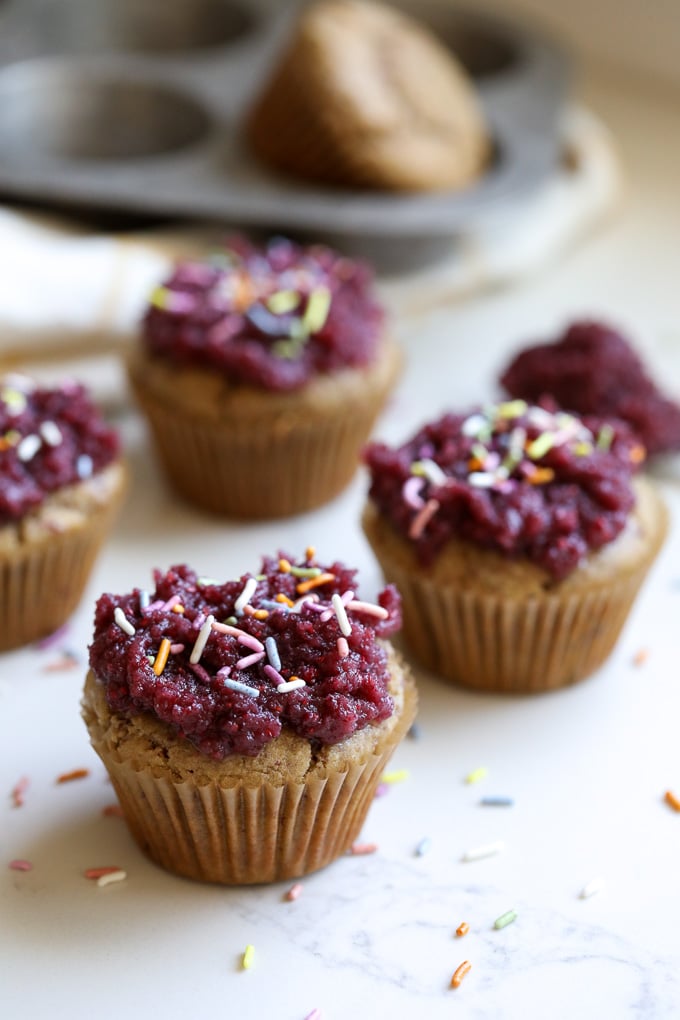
171, 604, 185, 614
467, 457, 484, 471
153, 638, 172, 676
275, 593, 294, 607
279, 558, 291, 572
632, 648, 649, 667
102, 804, 124, 818
350, 842, 378, 856
450, 961, 472, 988
665, 790, 680, 812
527, 467, 555, 485
243, 605, 269, 620
56, 768, 90, 784
305, 546, 316, 563
84, 866, 121, 880
296, 572, 335, 595
456, 922, 470, 937
629, 444, 646, 464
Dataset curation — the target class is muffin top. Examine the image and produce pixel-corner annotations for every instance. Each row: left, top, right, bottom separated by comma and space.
364, 400, 645, 580
141, 237, 384, 392
0, 375, 119, 525
500, 320, 680, 457
89, 551, 401, 760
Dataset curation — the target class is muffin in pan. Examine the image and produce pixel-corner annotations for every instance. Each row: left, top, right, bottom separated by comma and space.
83, 550, 417, 884
246, 0, 490, 192
128, 236, 401, 518
0, 374, 125, 652
363, 400, 668, 693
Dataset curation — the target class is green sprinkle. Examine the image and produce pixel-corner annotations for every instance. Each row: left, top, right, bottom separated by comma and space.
494, 909, 518, 930
496, 399, 527, 420
1, 389, 27, 414
596, 424, 614, 451
241, 944, 255, 970
266, 290, 300, 315
3, 429, 20, 446
197, 576, 218, 587
526, 432, 555, 459
465, 766, 488, 784
573, 441, 593, 456
225, 616, 237, 626
149, 286, 170, 310
288, 566, 322, 579
381, 769, 409, 784
302, 286, 331, 334
470, 442, 488, 462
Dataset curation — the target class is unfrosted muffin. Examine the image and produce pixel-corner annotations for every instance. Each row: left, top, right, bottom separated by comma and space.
83, 550, 417, 884
245, 0, 489, 192
0, 375, 125, 651
128, 236, 401, 518
363, 400, 668, 693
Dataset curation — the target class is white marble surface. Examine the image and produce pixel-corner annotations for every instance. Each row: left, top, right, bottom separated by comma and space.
3, 68, 680, 1020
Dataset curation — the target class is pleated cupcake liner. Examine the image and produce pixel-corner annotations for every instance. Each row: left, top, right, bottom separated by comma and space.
131, 381, 388, 519
0, 490, 123, 652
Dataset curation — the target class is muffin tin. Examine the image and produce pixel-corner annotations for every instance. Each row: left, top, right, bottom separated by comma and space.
0, 0, 569, 267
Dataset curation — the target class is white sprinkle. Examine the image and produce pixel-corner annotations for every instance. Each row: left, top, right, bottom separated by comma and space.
265, 636, 281, 671
461, 413, 488, 437
331, 593, 352, 637
97, 869, 127, 887
468, 472, 496, 488
139, 590, 150, 610
346, 599, 389, 620
40, 421, 62, 446
222, 677, 260, 698
76, 454, 93, 479
461, 840, 505, 862
113, 607, 135, 637
17, 434, 41, 462
277, 679, 306, 693
234, 577, 258, 615
190, 614, 214, 664
579, 877, 605, 900
235, 651, 265, 670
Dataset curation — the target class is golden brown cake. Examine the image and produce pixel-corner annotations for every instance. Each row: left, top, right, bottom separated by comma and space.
83, 552, 417, 884
246, 0, 490, 192
363, 401, 668, 693
129, 236, 401, 518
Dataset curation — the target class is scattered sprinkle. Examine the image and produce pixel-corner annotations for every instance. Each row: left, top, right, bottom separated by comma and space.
97, 869, 127, 888
411, 458, 447, 486
113, 607, 135, 637
373, 783, 389, 798
450, 960, 472, 988
153, 637, 172, 676
242, 944, 256, 970
264, 636, 281, 670
76, 453, 93, 479
381, 769, 409, 784
337, 636, 349, 659
331, 593, 352, 636
263, 664, 285, 687
234, 578, 258, 614
285, 882, 303, 902
346, 599, 388, 620
296, 572, 335, 595
632, 648, 649, 667
579, 877, 605, 899
479, 796, 514, 807
11, 776, 29, 807
235, 651, 265, 670
304, 1010, 322, 1020
493, 909, 517, 929
56, 768, 90, 784
407, 723, 421, 740
222, 678, 260, 698
596, 423, 614, 451
9, 859, 33, 872
415, 837, 432, 857
43, 650, 80, 672
408, 497, 440, 540
456, 922, 470, 937
465, 766, 488, 784
190, 614, 214, 664
17, 433, 41, 462
84, 866, 122, 880
350, 842, 378, 856
102, 804, 124, 818
462, 840, 504, 862
277, 678, 306, 693
664, 790, 680, 812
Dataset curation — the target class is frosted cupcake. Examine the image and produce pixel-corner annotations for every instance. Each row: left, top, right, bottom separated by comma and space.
128, 236, 401, 518
363, 400, 668, 693
83, 550, 417, 884
0, 375, 125, 651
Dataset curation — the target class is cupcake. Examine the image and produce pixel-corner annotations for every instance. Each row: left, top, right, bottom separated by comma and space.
128, 236, 401, 518
245, 0, 489, 192
82, 550, 417, 884
0, 375, 125, 652
363, 400, 668, 693
500, 321, 680, 458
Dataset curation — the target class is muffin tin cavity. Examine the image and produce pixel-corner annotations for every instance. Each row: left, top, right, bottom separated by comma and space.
0, 1, 569, 268
0, 63, 212, 161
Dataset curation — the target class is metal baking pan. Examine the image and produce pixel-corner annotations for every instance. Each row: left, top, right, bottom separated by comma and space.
0, 0, 569, 268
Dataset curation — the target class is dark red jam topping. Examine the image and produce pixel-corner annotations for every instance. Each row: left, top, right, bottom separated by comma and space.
89, 554, 401, 760
0, 376, 119, 525
501, 321, 680, 457
141, 236, 384, 392
364, 401, 643, 580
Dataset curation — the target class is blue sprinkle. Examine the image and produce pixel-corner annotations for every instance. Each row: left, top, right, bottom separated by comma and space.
415, 837, 432, 857
479, 797, 514, 807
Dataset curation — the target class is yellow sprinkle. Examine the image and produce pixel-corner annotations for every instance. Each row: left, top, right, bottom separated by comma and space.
275, 593, 294, 607
381, 769, 410, 784
252, 609, 268, 620
153, 638, 172, 677
465, 767, 488, 784
171, 604, 185, 614
242, 945, 255, 970
149, 285, 170, 309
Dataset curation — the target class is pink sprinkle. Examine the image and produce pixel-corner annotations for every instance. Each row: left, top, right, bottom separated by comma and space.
402, 476, 425, 510
374, 783, 389, 798
346, 600, 389, 620
162, 595, 181, 611
305, 1010, 322, 1020
302, 600, 326, 614
11, 776, 29, 808
9, 859, 33, 872
350, 842, 378, 856
237, 633, 265, 653
169, 643, 185, 654
319, 609, 334, 623
43, 653, 79, 672
212, 621, 250, 640
408, 498, 440, 540
337, 637, 349, 659
285, 882, 303, 901
235, 651, 265, 670
102, 804, 124, 818
264, 664, 285, 686
142, 599, 164, 614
